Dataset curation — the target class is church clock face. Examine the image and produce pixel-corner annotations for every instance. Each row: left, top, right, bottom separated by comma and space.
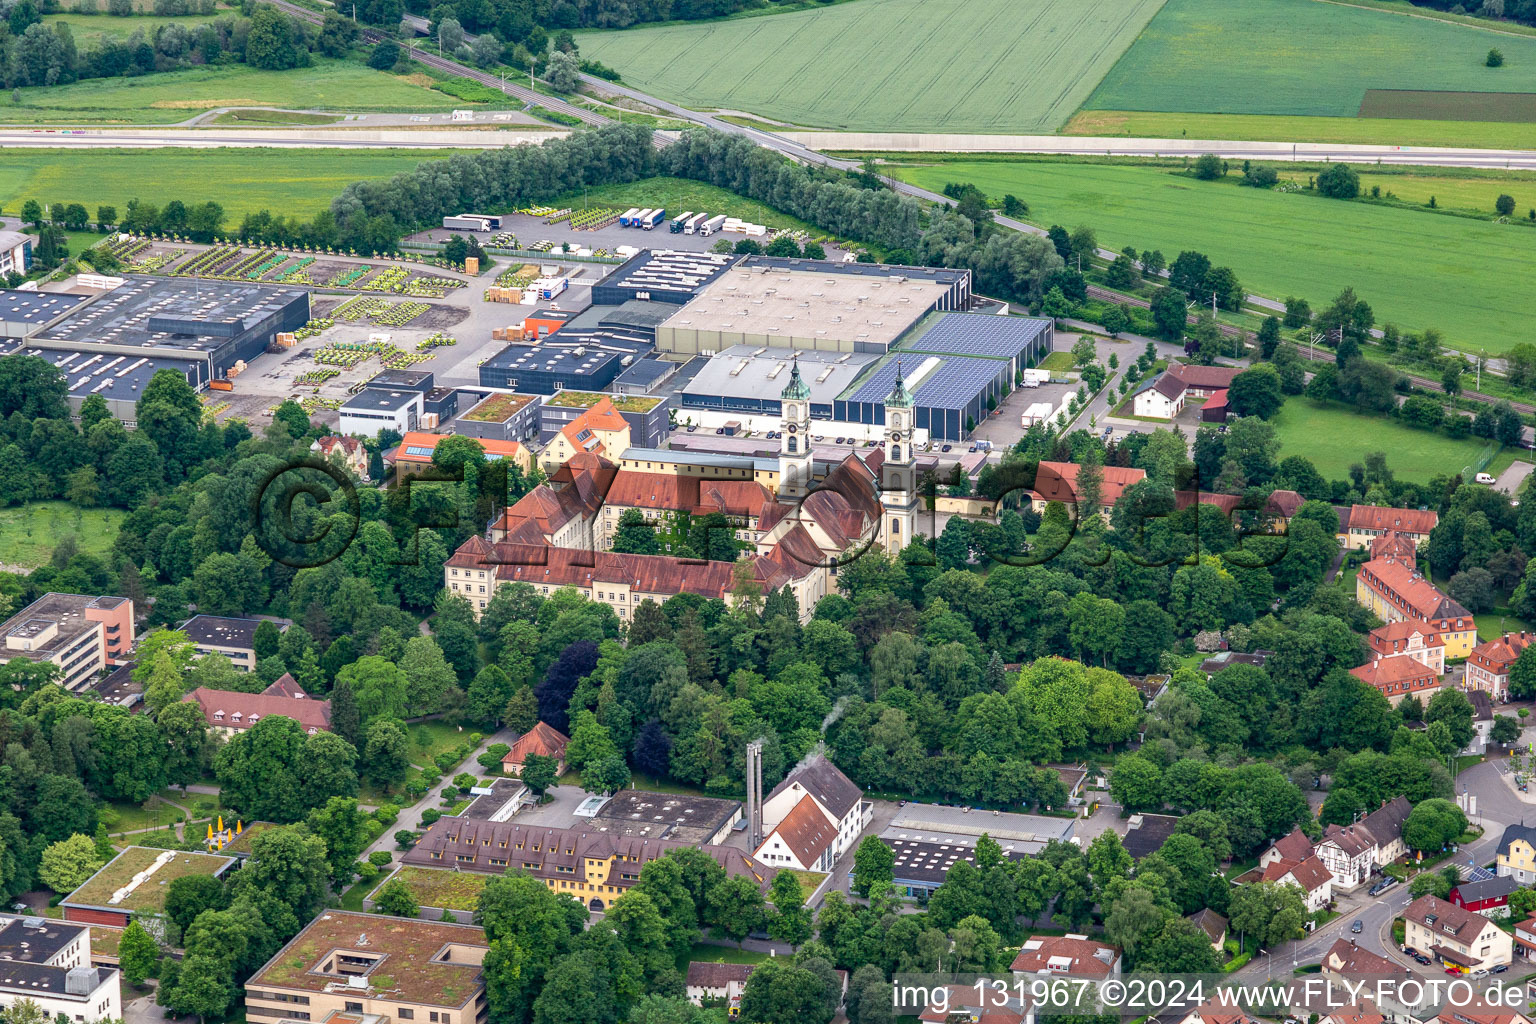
787, 424, 797, 434
890, 431, 901, 442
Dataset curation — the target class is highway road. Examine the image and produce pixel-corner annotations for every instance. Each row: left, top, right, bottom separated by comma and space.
0, 128, 535, 148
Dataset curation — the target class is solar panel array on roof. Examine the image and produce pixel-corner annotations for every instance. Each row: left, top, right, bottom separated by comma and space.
843, 353, 1005, 410
900, 312, 1052, 360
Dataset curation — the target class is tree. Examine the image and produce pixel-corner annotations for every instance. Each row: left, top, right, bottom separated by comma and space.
1403, 798, 1468, 851
1152, 287, 1188, 341
1192, 153, 1223, 180
1227, 881, 1306, 950
1227, 366, 1284, 419
767, 872, 812, 948
1110, 755, 1162, 811
305, 797, 371, 890
1489, 47, 1505, 66
466, 665, 514, 729
737, 959, 834, 1024
546, 50, 580, 91
375, 877, 420, 917
364, 718, 411, 788
1493, 715, 1522, 746
118, 920, 158, 986
165, 874, 229, 936
1498, 193, 1517, 216
611, 509, 661, 555
852, 835, 894, 897
368, 39, 400, 69
1426, 688, 1476, 752
38, 834, 102, 893
1316, 163, 1360, 199
522, 752, 559, 795
582, 753, 631, 795
245, 5, 307, 69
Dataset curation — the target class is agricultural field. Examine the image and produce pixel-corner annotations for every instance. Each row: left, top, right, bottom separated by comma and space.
575, 0, 1165, 133
2, 60, 475, 124
1085, 0, 1536, 119
42, 10, 231, 47
0, 147, 455, 220
1270, 399, 1499, 483
0, 502, 123, 571
881, 156, 1536, 352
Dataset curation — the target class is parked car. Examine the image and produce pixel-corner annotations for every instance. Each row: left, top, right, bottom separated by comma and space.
835, 437, 845, 444
686, 425, 697, 432
715, 427, 724, 434
1445, 967, 1462, 976
1493, 964, 1510, 974
1415, 955, 1433, 966
968, 446, 977, 453
941, 444, 953, 452
1369, 878, 1398, 896
1403, 948, 1419, 958
1472, 969, 1490, 980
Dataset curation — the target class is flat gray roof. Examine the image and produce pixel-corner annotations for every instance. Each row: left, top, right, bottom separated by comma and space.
24, 347, 202, 402
659, 263, 948, 348
683, 345, 876, 404
0, 289, 87, 325
620, 446, 778, 472
899, 311, 1051, 360
36, 277, 304, 353
884, 802, 1076, 846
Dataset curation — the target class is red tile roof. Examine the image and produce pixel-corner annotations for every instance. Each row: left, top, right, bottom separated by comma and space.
1359, 557, 1471, 624
1322, 938, 1407, 979
1350, 654, 1440, 695
761, 794, 836, 867
1167, 362, 1243, 391
184, 686, 331, 733
1262, 854, 1331, 894
1370, 530, 1420, 561
604, 471, 772, 520
1266, 489, 1304, 519
1033, 462, 1147, 507
1368, 620, 1444, 655
1349, 504, 1438, 536
1268, 827, 1316, 864
394, 431, 525, 465
503, 722, 568, 767
1175, 490, 1241, 515
1009, 935, 1120, 976
314, 435, 363, 456
1471, 632, 1536, 675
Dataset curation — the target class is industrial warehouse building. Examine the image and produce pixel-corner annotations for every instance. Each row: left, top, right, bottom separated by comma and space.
832, 312, 1055, 441
653, 258, 971, 357
14, 278, 308, 422
590, 249, 739, 306
681, 346, 877, 421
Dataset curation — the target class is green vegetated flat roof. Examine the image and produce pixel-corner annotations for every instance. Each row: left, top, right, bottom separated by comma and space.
65, 846, 235, 912
883, 157, 1536, 354
1086, 0, 1536, 117
575, 0, 1164, 132
385, 866, 490, 911
250, 909, 488, 1007
546, 390, 662, 411
87, 926, 124, 959
463, 392, 536, 421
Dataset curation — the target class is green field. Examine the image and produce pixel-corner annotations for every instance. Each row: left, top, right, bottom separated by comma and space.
42, 11, 228, 47
576, 0, 1166, 132
1270, 400, 1499, 483
552, 177, 821, 235
883, 156, 1536, 352
1063, 109, 1536, 149
1, 60, 475, 124
0, 502, 123, 570
1087, 0, 1536, 119
0, 147, 455, 219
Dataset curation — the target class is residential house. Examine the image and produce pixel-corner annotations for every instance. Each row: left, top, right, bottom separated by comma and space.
245, 911, 488, 1024
1123, 813, 1180, 858
1260, 827, 1317, 871
685, 962, 754, 1015
1009, 935, 1121, 979
183, 677, 331, 737
760, 756, 871, 866
1319, 1004, 1387, 1024
1449, 875, 1521, 918
1314, 797, 1411, 890
1402, 894, 1513, 972
401, 817, 772, 911
1495, 823, 1536, 883
1513, 912, 1536, 959
919, 984, 1034, 1024
1350, 654, 1441, 705
0, 914, 119, 1024
0, 593, 134, 693
1321, 938, 1409, 984
1261, 854, 1333, 913
1132, 373, 1187, 419
538, 397, 632, 472
500, 722, 569, 777
1468, 691, 1497, 755
1425, 1000, 1534, 1024
1029, 462, 1147, 516
1187, 909, 1227, 950
1367, 621, 1446, 675
1343, 506, 1439, 552
1355, 556, 1476, 659
1166, 361, 1243, 398
1467, 632, 1535, 701
1173, 993, 1254, 1024
1372, 530, 1420, 562
391, 431, 533, 478
310, 435, 369, 480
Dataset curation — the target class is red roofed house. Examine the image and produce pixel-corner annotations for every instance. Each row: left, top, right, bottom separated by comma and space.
1261, 854, 1333, 912
392, 431, 533, 477
1403, 895, 1512, 972
311, 435, 369, 480
1356, 554, 1476, 659
501, 721, 569, 776
760, 756, 871, 867
1371, 530, 1420, 561
539, 397, 632, 472
1350, 654, 1441, 705
1175, 994, 1255, 1024
1368, 621, 1446, 675
684, 962, 754, 1013
1029, 462, 1147, 517
1132, 372, 1188, 419
1010, 935, 1122, 979
184, 676, 331, 737
1467, 632, 1535, 702
1259, 827, 1317, 871
1427, 1001, 1533, 1024
1343, 505, 1438, 551
1167, 361, 1243, 397
919, 984, 1034, 1024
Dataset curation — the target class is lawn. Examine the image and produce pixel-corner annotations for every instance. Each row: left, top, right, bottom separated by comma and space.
406, 720, 476, 769
0, 147, 455, 220
0, 502, 123, 570
383, 866, 490, 911
1, 60, 476, 124
551, 178, 820, 236
882, 156, 1536, 352
1062, 110, 1536, 149
1085, 0, 1536, 119
43, 11, 227, 47
1268, 399, 1501, 483
98, 797, 183, 835
1476, 610, 1534, 641
575, 0, 1166, 133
